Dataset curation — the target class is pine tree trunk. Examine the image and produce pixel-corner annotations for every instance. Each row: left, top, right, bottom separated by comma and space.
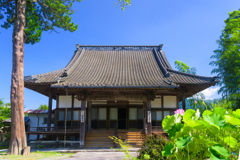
7, 0, 29, 155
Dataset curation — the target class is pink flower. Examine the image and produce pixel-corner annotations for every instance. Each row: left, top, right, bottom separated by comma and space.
174, 109, 185, 116
194, 100, 197, 104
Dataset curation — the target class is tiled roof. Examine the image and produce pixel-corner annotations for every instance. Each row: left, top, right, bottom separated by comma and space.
3, 117, 30, 123
24, 45, 217, 88
24, 109, 48, 114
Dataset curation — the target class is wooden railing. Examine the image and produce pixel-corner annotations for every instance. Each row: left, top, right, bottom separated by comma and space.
28, 126, 81, 132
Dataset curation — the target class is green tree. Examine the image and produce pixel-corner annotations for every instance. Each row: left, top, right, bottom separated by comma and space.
38, 104, 48, 110
174, 60, 197, 75
0, 99, 11, 127
210, 10, 240, 109
0, 0, 131, 155
174, 60, 209, 112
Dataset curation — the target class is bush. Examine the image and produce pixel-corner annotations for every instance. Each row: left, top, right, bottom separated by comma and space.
138, 134, 169, 160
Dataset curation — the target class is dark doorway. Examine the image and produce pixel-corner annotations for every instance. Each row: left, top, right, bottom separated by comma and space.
118, 108, 127, 129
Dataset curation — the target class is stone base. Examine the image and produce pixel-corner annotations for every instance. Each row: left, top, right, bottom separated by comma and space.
27, 141, 80, 149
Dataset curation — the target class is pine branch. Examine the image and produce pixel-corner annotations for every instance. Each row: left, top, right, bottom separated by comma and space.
0, 0, 14, 7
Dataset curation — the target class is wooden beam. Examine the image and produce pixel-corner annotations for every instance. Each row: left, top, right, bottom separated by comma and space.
47, 90, 53, 131
84, 94, 151, 101
87, 101, 92, 132
182, 90, 186, 110
80, 100, 86, 148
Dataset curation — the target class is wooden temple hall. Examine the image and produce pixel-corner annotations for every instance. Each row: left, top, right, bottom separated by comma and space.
24, 45, 217, 148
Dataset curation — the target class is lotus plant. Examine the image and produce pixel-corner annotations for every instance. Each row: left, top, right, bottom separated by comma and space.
162, 106, 240, 160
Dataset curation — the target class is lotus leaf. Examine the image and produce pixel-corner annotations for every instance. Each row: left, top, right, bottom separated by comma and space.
162, 142, 174, 157
233, 109, 240, 119
222, 135, 237, 148
204, 113, 225, 129
224, 115, 240, 126
222, 123, 237, 131
176, 136, 192, 149
213, 107, 226, 116
183, 109, 195, 122
168, 122, 183, 139
162, 115, 175, 132
208, 144, 229, 160
203, 110, 213, 117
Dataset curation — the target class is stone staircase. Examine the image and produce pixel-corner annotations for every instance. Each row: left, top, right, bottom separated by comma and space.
126, 132, 145, 147
85, 130, 115, 148
85, 130, 145, 148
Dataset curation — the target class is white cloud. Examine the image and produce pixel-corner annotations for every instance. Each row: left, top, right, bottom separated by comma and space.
201, 87, 220, 100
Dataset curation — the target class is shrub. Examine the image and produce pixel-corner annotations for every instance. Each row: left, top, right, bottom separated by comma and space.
138, 134, 169, 160
109, 136, 138, 160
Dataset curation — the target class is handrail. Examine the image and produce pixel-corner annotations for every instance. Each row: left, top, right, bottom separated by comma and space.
27, 126, 81, 132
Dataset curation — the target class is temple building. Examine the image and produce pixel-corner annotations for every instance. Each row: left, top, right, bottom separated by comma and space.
24, 45, 217, 148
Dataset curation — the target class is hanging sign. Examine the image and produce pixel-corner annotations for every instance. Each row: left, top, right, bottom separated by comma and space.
81, 111, 85, 123
147, 111, 151, 123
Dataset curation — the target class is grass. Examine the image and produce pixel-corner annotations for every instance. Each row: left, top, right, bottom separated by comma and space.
0, 150, 74, 160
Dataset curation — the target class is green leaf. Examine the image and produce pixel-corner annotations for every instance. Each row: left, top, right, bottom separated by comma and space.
222, 135, 237, 148
203, 110, 213, 117
209, 144, 229, 159
162, 142, 174, 157
233, 109, 240, 119
184, 119, 203, 129
222, 123, 237, 131
176, 136, 192, 149
162, 115, 175, 132
204, 113, 225, 129
213, 107, 226, 116
224, 115, 240, 126
183, 109, 195, 122
168, 123, 183, 139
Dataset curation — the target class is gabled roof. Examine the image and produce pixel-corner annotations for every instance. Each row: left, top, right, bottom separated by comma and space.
24, 45, 217, 89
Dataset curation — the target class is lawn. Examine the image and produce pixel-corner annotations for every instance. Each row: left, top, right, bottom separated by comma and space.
0, 151, 74, 160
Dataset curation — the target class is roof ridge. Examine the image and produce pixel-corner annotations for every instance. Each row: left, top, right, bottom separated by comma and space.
76, 44, 163, 47
159, 50, 172, 69
167, 68, 217, 80
152, 48, 170, 77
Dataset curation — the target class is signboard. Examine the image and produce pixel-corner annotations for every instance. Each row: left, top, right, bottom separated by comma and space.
81, 111, 85, 123
147, 111, 151, 123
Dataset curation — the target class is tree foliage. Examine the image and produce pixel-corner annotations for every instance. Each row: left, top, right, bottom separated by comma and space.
114, 0, 131, 10
210, 10, 240, 109
38, 104, 48, 110
0, 99, 11, 127
0, 0, 82, 44
174, 60, 209, 112
174, 60, 197, 75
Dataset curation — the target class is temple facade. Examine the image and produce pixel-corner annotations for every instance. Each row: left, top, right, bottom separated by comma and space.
24, 45, 217, 148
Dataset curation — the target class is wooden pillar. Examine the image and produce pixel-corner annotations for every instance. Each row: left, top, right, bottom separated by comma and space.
143, 101, 147, 132
47, 90, 53, 131
182, 90, 186, 110
56, 134, 59, 142
54, 110, 57, 131
87, 101, 92, 132
146, 100, 152, 135
80, 100, 86, 148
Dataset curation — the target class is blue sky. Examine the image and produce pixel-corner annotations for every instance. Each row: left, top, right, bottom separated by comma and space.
1, 0, 239, 110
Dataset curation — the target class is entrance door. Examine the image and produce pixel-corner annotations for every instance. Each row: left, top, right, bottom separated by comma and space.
118, 108, 127, 129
